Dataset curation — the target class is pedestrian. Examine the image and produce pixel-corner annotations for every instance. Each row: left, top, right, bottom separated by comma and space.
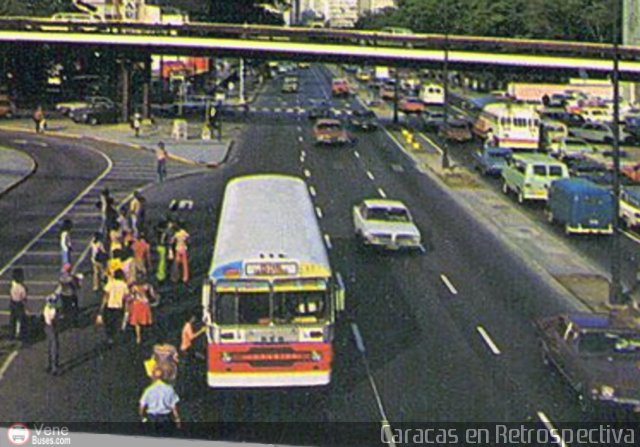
90, 232, 107, 293
173, 222, 190, 284
129, 191, 144, 238
128, 277, 157, 345
132, 232, 152, 279
58, 263, 81, 327
97, 188, 112, 237
139, 366, 182, 434
33, 106, 45, 133
156, 142, 168, 183
180, 315, 205, 358
132, 112, 142, 138
59, 219, 73, 267
100, 269, 129, 346
9, 268, 28, 341
155, 219, 173, 284
117, 206, 131, 236
43, 293, 62, 375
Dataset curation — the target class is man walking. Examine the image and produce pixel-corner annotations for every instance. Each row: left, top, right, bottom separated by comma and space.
100, 269, 129, 346
43, 293, 61, 375
58, 263, 81, 327
139, 366, 181, 434
9, 268, 28, 340
59, 219, 73, 267
156, 142, 168, 183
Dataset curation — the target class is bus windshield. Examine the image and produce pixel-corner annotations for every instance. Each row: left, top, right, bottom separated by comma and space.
273, 291, 329, 323
216, 292, 270, 325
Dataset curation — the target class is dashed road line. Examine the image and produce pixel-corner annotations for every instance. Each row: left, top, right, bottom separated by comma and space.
377, 188, 387, 198
476, 325, 502, 355
298, 136, 304, 143
366, 171, 375, 180
537, 411, 568, 447
297, 125, 302, 132
323, 233, 332, 250
309, 185, 317, 197
440, 274, 458, 295
354, 150, 360, 159
301, 150, 306, 158
303, 169, 311, 178
315, 206, 323, 219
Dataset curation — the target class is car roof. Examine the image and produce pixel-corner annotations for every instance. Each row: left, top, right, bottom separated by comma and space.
362, 199, 408, 209
566, 312, 640, 331
512, 153, 562, 163
315, 118, 341, 126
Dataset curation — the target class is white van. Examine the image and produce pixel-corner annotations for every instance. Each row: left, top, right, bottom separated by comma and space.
501, 153, 569, 203
419, 83, 444, 106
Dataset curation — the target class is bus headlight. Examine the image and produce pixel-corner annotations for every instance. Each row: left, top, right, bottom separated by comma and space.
311, 351, 322, 362
221, 352, 232, 363
600, 385, 615, 399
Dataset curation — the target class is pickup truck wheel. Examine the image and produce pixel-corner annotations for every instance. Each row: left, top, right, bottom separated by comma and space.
501, 182, 509, 195
517, 189, 524, 204
89, 117, 98, 126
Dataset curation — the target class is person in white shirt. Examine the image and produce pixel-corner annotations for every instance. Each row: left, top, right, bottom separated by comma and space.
59, 219, 73, 267
9, 268, 27, 340
43, 294, 62, 375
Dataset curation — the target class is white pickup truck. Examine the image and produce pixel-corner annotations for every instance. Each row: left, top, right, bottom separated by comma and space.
353, 199, 422, 250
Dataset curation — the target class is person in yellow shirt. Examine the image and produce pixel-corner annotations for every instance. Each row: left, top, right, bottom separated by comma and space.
100, 269, 129, 345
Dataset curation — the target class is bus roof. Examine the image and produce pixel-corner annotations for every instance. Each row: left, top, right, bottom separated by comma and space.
209, 174, 330, 280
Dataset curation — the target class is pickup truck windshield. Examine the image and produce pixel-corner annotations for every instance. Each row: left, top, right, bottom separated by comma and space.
367, 208, 410, 222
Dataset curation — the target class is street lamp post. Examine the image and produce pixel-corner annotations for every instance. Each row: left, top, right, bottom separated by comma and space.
441, 0, 451, 170
610, 0, 625, 305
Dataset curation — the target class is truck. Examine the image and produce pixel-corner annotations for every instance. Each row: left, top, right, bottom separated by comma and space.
507, 79, 614, 103
546, 178, 613, 235
374, 66, 390, 83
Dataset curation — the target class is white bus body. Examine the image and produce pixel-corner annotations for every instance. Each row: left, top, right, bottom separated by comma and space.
473, 103, 540, 150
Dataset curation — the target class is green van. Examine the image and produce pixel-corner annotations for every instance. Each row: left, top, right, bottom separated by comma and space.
501, 153, 569, 203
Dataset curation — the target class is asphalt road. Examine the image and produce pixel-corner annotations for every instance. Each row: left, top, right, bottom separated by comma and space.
0, 66, 632, 446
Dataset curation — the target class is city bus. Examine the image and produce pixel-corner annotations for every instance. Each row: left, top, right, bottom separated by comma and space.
473, 102, 540, 150
201, 174, 345, 388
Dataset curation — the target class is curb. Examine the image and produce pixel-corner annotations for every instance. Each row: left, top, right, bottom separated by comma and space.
382, 125, 593, 313
0, 146, 37, 200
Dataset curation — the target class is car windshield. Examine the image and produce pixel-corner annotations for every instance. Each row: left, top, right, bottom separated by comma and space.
367, 207, 411, 222
355, 110, 375, 118
317, 122, 342, 131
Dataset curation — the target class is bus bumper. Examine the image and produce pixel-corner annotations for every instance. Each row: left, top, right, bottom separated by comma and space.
207, 370, 331, 388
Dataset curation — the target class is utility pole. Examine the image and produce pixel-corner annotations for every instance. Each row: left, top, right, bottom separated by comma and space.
441, 0, 450, 170
610, 0, 625, 305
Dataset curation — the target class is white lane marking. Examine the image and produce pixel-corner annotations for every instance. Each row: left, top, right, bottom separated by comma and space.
354, 150, 360, 159
298, 136, 304, 143
440, 274, 458, 295
297, 125, 302, 132
0, 149, 113, 279
323, 233, 332, 249
304, 169, 311, 178
12, 139, 28, 145
0, 350, 18, 381
623, 230, 640, 245
301, 150, 306, 157
299, 156, 305, 163
33, 141, 48, 147
350, 322, 396, 447
315, 206, 323, 218
309, 185, 317, 197
537, 411, 568, 447
476, 326, 502, 355
377, 188, 387, 198
366, 171, 375, 180
418, 132, 444, 156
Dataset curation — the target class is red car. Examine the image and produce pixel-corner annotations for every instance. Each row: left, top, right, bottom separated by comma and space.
398, 97, 425, 114
313, 119, 350, 145
331, 79, 350, 98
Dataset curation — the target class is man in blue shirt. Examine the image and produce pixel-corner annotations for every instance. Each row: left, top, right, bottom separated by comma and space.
139, 367, 181, 433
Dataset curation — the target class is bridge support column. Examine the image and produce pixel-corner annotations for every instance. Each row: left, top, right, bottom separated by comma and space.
142, 55, 151, 119
118, 59, 132, 123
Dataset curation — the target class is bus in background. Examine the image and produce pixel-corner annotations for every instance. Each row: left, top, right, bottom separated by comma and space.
419, 83, 444, 106
473, 102, 540, 150
201, 174, 345, 388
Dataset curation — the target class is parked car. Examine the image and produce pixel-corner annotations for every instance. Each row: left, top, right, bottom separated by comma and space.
348, 109, 378, 131
438, 119, 472, 143
421, 109, 446, 131
313, 119, 350, 145
563, 156, 612, 185
621, 162, 640, 183
620, 186, 640, 228
57, 96, 113, 116
537, 312, 640, 412
380, 85, 396, 100
539, 110, 586, 129
0, 98, 16, 118
282, 76, 299, 93
577, 106, 612, 124
355, 68, 373, 82
569, 122, 635, 145
501, 153, 569, 203
72, 102, 119, 125
331, 79, 350, 98
546, 178, 613, 234
550, 137, 596, 159
473, 145, 512, 176
353, 199, 422, 251
398, 96, 425, 114
540, 120, 568, 152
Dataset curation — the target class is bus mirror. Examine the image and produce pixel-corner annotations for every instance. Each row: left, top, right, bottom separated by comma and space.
335, 273, 346, 313
201, 281, 211, 310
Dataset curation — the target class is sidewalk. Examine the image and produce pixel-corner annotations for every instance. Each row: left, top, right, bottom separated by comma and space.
0, 118, 236, 167
0, 145, 36, 197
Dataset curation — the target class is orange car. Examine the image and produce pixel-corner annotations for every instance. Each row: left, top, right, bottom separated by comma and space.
398, 97, 425, 114
622, 163, 640, 183
313, 119, 350, 145
331, 79, 350, 98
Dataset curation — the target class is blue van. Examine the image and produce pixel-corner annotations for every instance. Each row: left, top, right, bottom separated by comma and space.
547, 178, 613, 235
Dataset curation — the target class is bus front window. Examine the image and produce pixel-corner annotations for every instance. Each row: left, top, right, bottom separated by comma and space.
215, 292, 270, 325
273, 292, 328, 323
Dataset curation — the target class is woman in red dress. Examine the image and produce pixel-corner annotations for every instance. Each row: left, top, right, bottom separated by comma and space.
128, 278, 157, 344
